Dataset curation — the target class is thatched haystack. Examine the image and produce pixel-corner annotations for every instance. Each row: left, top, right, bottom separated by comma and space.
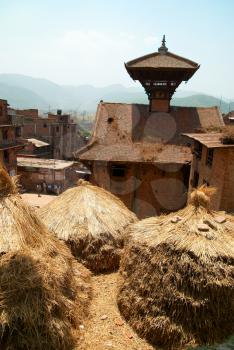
220, 125, 234, 144
39, 180, 137, 273
0, 168, 91, 350
118, 187, 234, 350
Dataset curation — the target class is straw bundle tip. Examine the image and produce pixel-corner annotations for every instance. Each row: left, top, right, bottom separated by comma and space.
189, 185, 216, 209
0, 166, 18, 196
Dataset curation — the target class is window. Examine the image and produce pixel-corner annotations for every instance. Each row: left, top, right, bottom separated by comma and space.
111, 165, 126, 177
0, 107, 2, 116
194, 142, 202, 160
3, 150, 9, 163
192, 171, 199, 188
43, 124, 47, 128
206, 148, 214, 167
107, 117, 113, 124
56, 126, 59, 132
16, 127, 21, 137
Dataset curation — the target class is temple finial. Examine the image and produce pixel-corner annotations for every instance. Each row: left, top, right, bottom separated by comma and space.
158, 35, 168, 54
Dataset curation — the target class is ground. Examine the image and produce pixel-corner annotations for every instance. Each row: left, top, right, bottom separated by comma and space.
78, 273, 155, 350
21, 193, 55, 208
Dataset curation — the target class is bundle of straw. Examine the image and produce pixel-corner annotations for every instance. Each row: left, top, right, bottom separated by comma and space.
0, 168, 91, 350
118, 186, 234, 349
39, 180, 137, 273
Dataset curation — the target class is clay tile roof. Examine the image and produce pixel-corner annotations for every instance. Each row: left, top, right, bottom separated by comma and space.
126, 51, 199, 70
183, 133, 234, 148
76, 102, 224, 164
78, 143, 192, 164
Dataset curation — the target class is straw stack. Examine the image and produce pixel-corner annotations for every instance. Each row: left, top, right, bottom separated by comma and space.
39, 180, 137, 273
0, 168, 91, 350
118, 187, 234, 349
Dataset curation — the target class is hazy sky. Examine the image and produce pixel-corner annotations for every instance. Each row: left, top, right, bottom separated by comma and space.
0, 0, 233, 98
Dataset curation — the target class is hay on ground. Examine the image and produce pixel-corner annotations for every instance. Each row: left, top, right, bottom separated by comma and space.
0, 168, 91, 350
118, 186, 234, 350
38, 180, 137, 273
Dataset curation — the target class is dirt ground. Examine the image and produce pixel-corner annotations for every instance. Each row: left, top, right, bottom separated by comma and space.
78, 273, 155, 350
21, 193, 55, 208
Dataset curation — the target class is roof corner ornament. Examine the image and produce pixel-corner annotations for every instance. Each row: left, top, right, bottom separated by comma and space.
158, 35, 168, 54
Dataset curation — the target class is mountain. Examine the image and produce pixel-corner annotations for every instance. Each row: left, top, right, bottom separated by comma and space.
0, 74, 233, 113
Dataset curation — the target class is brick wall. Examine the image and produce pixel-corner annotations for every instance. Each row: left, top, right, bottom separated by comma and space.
89, 160, 189, 218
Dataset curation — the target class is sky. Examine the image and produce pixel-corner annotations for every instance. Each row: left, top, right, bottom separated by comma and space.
0, 0, 233, 98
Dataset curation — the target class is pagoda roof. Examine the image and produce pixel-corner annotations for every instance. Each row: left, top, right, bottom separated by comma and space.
125, 36, 199, 82
126, 51, 199, 70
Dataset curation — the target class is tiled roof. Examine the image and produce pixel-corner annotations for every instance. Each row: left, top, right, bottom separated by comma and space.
17, 157, 74, 170
76, 102, 224, 164
78, 143, 192, 164
126, 51, 199, 70
183, 133, 234, 148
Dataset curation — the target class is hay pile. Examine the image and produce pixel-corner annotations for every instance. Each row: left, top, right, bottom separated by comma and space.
0, 168, 91, 350
220, 125, 234, 144
118, 187, 234, 349
38, 180, 137, 273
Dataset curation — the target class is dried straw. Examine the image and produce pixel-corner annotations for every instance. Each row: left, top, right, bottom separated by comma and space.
0, 168, 91, 350
38, 180, 137, 273
118, 186, 234, 349
220, 126, 234, 144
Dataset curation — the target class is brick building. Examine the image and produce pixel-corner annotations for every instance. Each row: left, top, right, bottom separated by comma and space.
18, 109, 85, 160
184, 133, 234, 212
76, 37, 224, 218
17, 138, 51, 158
0, 99, 24, 175
17, 157, 79, 193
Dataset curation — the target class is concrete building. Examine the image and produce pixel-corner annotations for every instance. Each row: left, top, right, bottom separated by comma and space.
75, 37, 224, 218
184, 133, 234, 213
0, 100, 24, 175
18, 109, 86, 160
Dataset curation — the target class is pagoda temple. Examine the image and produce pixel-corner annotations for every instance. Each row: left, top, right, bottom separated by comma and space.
125, 35, 199, 113
75, 37, 224, 218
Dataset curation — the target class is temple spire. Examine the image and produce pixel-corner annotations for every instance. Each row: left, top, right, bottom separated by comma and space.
158, 35, 168, 54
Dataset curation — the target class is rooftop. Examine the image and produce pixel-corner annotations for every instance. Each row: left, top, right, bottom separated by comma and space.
183, 133, 234, 148
125, 36, 199, 82
27, 138, 50, 148
76, 102, 224, 164
17, 157, 74, 170
78, 142, 192, 164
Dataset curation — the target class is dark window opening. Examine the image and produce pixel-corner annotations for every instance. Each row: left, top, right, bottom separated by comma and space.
111, 165, 126, 177
43, 124, 47, 128
206, 148, 214, 167
193, 171, 199, 188
3, 129, 8, 141
3, 150, 9, 163
56, 126, 59, 132
15, 127, 21, 137
0, 107, 2, 116
182, 164, 191, 189
194, 142, 202, 160
107, 117, 114, 124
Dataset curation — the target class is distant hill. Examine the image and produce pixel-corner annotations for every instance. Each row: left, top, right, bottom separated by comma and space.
0, 74, 233, 113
